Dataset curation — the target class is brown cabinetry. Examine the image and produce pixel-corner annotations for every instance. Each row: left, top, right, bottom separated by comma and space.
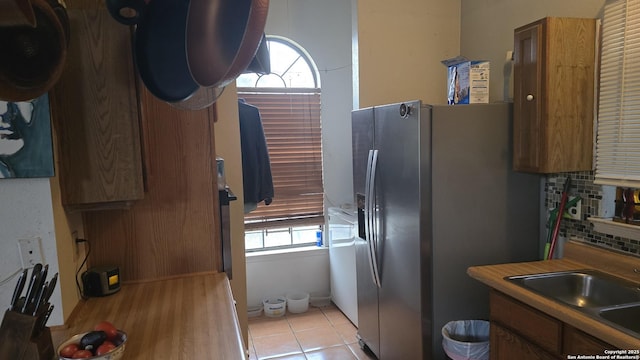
48, 0, 221, 283
491, 323, 557, 360
513, 17, 596, 173
490, 290, 615, 359
563, 325, 613, 357
82, 84, 221, 281
490, 289, 561, 355
50, 1, 144, 210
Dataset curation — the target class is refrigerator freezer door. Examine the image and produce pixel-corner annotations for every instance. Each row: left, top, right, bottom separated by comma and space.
352, 107, 380, 358
375, 100, 428, 360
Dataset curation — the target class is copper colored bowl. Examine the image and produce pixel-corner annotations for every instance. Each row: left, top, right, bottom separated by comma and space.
186, 0, 269, 88
0, 0, 68, 101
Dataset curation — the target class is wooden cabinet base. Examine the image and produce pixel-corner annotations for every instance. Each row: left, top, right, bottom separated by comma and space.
490, 323, 557, 360
490, 290, 615, 359
563, 325, 613, 357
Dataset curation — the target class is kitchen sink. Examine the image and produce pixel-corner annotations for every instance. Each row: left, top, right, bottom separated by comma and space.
507, 269, 640, 338
507, 269, 640, 308
599, 304, 640, 335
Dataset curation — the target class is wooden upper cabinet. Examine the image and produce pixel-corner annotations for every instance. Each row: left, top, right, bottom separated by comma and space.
49, 1, 144, 210
83, 85, 221, 281
513, 17, 596, 173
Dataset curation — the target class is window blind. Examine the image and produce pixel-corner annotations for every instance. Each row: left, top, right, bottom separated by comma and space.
238, 89, 324, 230
595, 0, 640, 187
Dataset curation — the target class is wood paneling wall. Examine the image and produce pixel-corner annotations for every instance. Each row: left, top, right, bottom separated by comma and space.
83, 84, 221, 281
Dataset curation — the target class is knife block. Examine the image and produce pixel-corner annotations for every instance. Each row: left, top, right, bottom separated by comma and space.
0, 310, 54, 360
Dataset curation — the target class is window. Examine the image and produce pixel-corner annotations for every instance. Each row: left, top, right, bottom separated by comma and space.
237, 36, 324, 251
595, 0, 640, 187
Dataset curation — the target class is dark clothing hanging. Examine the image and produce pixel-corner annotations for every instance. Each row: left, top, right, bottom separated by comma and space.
238, 99, 274, 213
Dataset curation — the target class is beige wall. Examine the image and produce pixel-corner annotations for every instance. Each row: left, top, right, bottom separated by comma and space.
357, 0, 461, 107
49, 128, 85, 323
213, 83, 249, 347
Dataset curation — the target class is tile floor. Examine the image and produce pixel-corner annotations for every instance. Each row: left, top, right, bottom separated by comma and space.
248, 304, 376, 360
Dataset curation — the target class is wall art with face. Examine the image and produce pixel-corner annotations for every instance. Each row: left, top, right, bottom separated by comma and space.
0, 94, 54, 178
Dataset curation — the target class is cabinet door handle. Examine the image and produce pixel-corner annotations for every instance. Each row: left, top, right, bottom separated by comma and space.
526, 94, 534, 101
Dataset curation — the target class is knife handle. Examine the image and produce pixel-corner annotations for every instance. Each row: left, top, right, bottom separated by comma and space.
38, 304, 54, 333
32, 281, 48, 316
43, 273, 58, 305
21, 274, 38, 314
9, 269, 28, 311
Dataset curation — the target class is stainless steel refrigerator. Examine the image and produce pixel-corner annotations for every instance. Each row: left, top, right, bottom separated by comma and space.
352, 100, 540, 359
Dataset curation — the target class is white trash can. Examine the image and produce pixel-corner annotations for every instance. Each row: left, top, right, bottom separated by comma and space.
442, 320, 490, 360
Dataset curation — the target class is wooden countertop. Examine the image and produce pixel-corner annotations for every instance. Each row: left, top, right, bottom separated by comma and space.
51, 272, 245, 359
468, 240, 640, 350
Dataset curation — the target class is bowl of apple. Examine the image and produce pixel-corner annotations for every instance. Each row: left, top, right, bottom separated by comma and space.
57, 321, 127, 360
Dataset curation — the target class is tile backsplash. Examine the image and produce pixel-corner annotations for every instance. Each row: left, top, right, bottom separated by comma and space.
545, 171, 640, 256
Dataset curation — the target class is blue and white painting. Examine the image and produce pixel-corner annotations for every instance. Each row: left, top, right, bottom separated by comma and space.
0, 94, 55, 178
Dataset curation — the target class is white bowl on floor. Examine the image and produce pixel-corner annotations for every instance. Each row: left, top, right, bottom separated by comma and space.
286, 292, 309, 313
263, 297, 286, 317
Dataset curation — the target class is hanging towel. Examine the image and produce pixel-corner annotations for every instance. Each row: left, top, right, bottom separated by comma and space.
238, 99, 274, 214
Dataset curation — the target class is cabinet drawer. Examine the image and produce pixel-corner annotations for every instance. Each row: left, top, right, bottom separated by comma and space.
490, 290, 562, 354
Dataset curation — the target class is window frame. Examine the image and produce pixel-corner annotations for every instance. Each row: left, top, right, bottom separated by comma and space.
237, 35, 324, 252
595, 0, 640, 187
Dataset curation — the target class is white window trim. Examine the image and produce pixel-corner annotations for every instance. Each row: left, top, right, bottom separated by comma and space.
595, 0, 640, 187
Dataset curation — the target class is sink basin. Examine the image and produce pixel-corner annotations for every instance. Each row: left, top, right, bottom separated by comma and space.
507, 270, 640, 308
507, 269, 640, 338
599, 304, 640, 335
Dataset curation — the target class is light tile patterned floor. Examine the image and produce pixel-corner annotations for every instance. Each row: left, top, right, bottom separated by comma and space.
248, 304, 376, 360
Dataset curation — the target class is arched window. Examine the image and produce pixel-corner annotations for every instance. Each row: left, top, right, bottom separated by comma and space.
237, 36, 324, 251
237, 36, 319, 89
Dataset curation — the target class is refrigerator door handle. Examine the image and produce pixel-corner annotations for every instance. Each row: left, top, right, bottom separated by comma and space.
366, 149, 382, 288
364, 150, 377, 288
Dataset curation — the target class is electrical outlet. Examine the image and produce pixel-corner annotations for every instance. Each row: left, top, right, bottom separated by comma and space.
18, 238, 43, 268
506, 50, 514, 61
72, 230, 79, 262
567, 196, 582, 220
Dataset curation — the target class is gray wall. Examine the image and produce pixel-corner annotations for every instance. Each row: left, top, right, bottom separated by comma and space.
460, 0, 640, 259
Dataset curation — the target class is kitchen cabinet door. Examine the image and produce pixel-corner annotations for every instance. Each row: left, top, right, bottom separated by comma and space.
513, 17, 596, 173
82, 84, 221, 281
563, 325, 613, 357
489, 290, 619, 359
50, 1, 144, 210
490, 323, 559, 360
490, 290, 562, 355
